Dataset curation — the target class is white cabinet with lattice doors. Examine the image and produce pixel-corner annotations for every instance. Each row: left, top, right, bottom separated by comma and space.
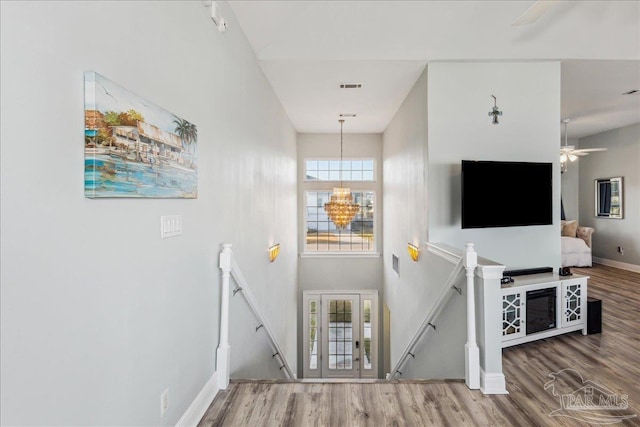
500, 273, 589, 348
501, 288, 525, 341
302, 290, 378, 379
561, 278, 587, 328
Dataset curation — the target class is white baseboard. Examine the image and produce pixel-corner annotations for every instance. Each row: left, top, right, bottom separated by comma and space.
480, 368, 508, 395
176, 372, 219, 427
593, 257, 640, 273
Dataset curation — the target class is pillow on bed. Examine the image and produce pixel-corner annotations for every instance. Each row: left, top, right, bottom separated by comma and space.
562, 220, 578, 237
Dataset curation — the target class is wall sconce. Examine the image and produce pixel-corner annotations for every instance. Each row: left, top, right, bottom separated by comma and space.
407, 243, 420, 262
269, 244, 280, 263
204, 1, 228, 33
488, 95, 502, 125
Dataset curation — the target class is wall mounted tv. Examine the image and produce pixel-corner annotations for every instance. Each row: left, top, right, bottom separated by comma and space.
461, 160, 552, 229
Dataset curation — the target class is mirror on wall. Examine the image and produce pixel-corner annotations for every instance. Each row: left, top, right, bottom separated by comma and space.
595, 177, 623, 219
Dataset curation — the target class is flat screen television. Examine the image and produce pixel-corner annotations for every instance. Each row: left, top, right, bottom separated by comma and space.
461, 160, 552, 229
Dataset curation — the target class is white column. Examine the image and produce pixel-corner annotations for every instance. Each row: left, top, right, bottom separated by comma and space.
216, 243, 232, 390
463, 242, 480, 389
476, 263, 508, 394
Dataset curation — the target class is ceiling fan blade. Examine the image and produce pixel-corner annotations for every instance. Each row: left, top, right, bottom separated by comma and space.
512, 0, 556, 26
572, 152, 589, 157
573, 148, 608, 153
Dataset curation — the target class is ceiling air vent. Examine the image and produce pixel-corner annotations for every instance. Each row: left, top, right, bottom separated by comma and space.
339, 83, 362, 89
622, 89, 638, 95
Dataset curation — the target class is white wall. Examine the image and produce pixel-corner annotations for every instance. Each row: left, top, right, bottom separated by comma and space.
382, 67, 429, 370
0, 2, 297, 426
383, 62, 562, 379
578, 123, 640, 268
296, 132, 383, 377
383, 68, 467, 378
427, 62, 562, 270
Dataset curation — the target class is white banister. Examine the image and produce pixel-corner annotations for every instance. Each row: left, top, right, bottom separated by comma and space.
463, 242, 480, 389
475, 263, 508, 394
412, 242, 506, 394
216, 243, 294, 389
229, 257, 295, 379
389, 253, 465, 380
389, 242, 482, 390
216, 244, 232, 390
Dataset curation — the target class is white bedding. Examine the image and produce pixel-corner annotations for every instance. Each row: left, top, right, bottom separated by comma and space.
561, 236, 592, 267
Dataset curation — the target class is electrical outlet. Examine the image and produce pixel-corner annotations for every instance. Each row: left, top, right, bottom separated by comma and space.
161, 388, 169, 418
618, 246, 624, 255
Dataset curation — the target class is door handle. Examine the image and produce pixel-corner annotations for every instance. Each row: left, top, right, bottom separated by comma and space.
355, 340, 360, 349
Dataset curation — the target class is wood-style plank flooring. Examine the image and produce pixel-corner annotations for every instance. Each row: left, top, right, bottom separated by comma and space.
199, 264, 640, 426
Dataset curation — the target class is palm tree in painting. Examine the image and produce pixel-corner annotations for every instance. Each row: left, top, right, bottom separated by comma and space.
173, 117, 198, 167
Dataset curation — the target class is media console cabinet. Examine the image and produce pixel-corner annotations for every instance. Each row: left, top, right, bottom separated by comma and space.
501, 272, 588, 348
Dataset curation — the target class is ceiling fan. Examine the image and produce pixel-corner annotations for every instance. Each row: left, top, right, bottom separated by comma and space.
512, 0, 556, 26
560, 118, 607, 167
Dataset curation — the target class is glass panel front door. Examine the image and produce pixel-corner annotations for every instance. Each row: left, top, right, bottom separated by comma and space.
321, 294, 360, 378
302, 291, 377, 379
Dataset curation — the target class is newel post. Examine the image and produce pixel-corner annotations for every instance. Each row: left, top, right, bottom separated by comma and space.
463, 242, 480, 389
217, 243, 233, 390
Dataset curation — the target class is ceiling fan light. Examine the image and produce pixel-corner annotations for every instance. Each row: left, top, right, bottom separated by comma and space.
560, 154, 567, 163
568, 154, 578, 162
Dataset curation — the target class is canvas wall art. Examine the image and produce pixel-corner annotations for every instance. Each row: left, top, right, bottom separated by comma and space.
84, 71, 198, 198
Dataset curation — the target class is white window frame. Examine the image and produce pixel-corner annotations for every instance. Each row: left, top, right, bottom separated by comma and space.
303, 189, 377, 256
304, 158, 377, 183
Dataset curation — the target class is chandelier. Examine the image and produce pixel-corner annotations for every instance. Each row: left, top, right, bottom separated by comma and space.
324, 119, 360, 230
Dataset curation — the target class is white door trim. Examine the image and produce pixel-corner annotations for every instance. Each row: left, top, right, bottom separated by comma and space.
302, 290, 378, 379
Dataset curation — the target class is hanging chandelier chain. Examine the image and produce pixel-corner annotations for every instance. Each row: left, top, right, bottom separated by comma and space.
339, 119, 344, 186
323, 118, 359, 230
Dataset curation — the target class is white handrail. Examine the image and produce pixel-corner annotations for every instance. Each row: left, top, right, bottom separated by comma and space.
389, 242, 480, 387
389, 254, 465, 379
229, 257, 295, 379
216, 244, 294, 389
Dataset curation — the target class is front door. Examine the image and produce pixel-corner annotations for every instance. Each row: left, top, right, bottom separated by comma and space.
322, 294, 360, 378
303, 291, 378, 379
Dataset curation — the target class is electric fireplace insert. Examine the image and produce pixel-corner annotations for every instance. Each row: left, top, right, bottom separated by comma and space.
526, 287, 556, 334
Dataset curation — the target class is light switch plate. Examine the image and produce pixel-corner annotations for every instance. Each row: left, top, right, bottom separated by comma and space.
161, 215, 182, 239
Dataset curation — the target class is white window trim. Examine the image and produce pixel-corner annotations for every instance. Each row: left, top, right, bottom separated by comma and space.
303, 157, 377, 183
300, 252, 381, 259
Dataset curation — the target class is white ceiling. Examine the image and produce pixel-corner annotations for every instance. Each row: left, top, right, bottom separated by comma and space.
228, 1, 640, 139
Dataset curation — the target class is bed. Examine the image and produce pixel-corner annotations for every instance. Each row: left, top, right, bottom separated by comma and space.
561, 220, 595, 267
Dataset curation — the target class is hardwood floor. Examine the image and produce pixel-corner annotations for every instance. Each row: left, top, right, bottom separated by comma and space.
199, 264, 640, 426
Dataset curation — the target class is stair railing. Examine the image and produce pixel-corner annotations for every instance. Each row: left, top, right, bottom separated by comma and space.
389, 242, 479, 389
216, 244, 294, 389
388, 253, 464, 380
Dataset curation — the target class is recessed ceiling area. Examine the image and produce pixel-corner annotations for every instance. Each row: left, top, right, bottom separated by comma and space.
229, 1, 640, 138
259, 60, 427, 133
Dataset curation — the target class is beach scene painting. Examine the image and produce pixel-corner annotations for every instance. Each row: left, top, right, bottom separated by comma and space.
84, 71, 197, 198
